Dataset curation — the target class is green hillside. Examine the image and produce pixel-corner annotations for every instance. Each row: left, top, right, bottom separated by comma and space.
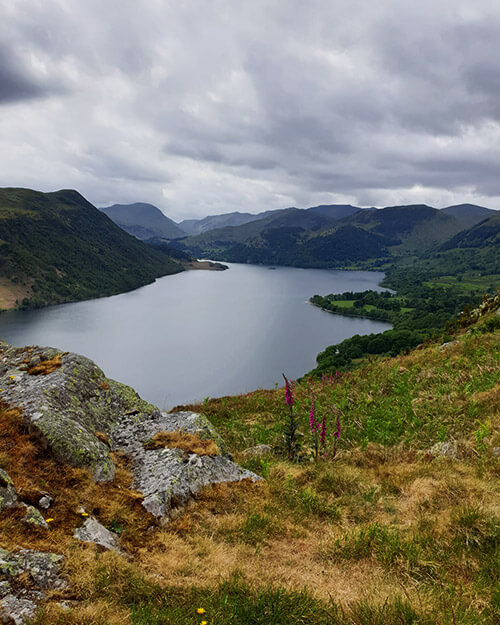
175, 204, 477, 268
0, 188, 184, 310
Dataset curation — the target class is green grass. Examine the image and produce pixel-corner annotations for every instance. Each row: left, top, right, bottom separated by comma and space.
425, 274, 500, 293
24, 298, 500, 625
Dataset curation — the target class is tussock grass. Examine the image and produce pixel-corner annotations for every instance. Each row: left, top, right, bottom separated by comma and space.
144, 431, 218, 456
26, 353, 64, 375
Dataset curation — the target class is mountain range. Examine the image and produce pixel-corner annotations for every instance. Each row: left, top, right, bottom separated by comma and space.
171, 203, 499, 270
99, 201, 498, 272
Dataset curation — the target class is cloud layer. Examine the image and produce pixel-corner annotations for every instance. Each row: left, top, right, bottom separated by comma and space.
1, 0, 500, 219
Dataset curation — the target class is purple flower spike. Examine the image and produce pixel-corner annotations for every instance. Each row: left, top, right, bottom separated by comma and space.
309, 401, 317, 433
320, 414, 327, 445
282, 373, 294, 407
334, 412, 341, 439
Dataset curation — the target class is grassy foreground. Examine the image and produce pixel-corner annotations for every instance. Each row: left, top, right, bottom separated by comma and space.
0, 295, 499, 624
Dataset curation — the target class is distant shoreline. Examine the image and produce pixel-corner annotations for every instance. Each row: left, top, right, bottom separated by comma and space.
184, 260, 228, 271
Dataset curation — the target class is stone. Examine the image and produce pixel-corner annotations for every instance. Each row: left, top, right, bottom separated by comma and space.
0, 470, 17, 512
0, 548, 65, 590
428, 440, 459, 460
112, 411, 260, 520
23, 507, 48, 529
241, 444, 274, 458
0, 594, 38, 625
38, 494, 53, 509
0, 548, 66, 624
74, 517, 121, 551
0, 343, 158, 482
439, 340, 457, 351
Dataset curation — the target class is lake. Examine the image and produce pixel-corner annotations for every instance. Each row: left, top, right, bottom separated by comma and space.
0, 264, 391, 409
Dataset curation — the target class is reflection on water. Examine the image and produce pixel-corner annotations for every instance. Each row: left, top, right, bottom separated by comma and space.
0, 264, 391, 409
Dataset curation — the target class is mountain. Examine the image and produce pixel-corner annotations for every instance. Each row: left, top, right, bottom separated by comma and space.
179, 210, 279, 235
180, 205, 361, 236
174, 203, 470, 268
306, 203, 362, 220
100, 202, 186, 239
441, 211, 500, 249
441, 203, 496, 229
0, 188, 183, 310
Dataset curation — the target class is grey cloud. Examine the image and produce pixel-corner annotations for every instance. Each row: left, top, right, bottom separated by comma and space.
0, 46, 53, 104
1, 0, 500, 216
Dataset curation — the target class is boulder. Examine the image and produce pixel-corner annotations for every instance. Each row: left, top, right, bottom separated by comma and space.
0, 341, 260, 521
22, 507, 48, 529
73, 517, 121, 552
428, 440, 459, 460
0, 548, 66, 624
112, 411, 259, 519
0, 343, 158, 482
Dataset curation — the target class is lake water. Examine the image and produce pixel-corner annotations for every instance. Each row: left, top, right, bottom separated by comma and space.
0, 264, 391, 409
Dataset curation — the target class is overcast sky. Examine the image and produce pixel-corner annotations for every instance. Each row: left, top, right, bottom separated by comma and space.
2, 1, 500, 220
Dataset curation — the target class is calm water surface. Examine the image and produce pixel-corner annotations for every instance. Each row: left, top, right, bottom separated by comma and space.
0, 264, 391, 409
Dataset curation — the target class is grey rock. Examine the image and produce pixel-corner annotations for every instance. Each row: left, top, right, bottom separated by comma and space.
439, 340, 458, 351
112, 411, 260, 520
0, 470, 17, 512
242, 444, 273, 458
429, 440, 459, 459
0, 548, 65, 590
23, 506, 48, 529
0, 341, 260, 520
0, 342, 157, 482
38, 495, 53, 510
0, 581, 10, 600
0, 594, 38, 624
492, 447, 500, 458
0, 548, 66, 623
74, 517, 121, 551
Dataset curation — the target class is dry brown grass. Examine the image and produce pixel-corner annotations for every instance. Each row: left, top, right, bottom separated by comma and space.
144, 431, 219, 456
0, 402, 158, 558
27, 354, 64, 376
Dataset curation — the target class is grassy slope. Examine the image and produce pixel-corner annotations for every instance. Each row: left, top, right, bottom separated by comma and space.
0, 296, 498, 624
177, 204, 471, 268
0, 188, 183, 310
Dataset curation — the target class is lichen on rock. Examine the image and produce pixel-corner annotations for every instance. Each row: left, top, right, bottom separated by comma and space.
0, 342, 158, 481
0, 341, 260, 521
0, 548, 66, 624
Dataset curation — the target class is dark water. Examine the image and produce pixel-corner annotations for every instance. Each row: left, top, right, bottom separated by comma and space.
0, 264, 391, 409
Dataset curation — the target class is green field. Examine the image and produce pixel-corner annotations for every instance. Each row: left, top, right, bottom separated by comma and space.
425, 273, 500, 293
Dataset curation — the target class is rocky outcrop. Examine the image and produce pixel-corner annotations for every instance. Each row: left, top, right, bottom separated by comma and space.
112, 411, 257, 518
0, 548, 66, 624
0, 343, 160, 482
0, 342, 259, 522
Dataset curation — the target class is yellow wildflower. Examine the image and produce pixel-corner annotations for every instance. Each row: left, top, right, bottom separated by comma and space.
45, 518, 54, 523
196, 608, 206, 615
201, 621, 208, 625
80, 512, 89, 516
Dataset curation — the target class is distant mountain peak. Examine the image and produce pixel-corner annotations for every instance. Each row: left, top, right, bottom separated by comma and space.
100, 202, 186, 240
